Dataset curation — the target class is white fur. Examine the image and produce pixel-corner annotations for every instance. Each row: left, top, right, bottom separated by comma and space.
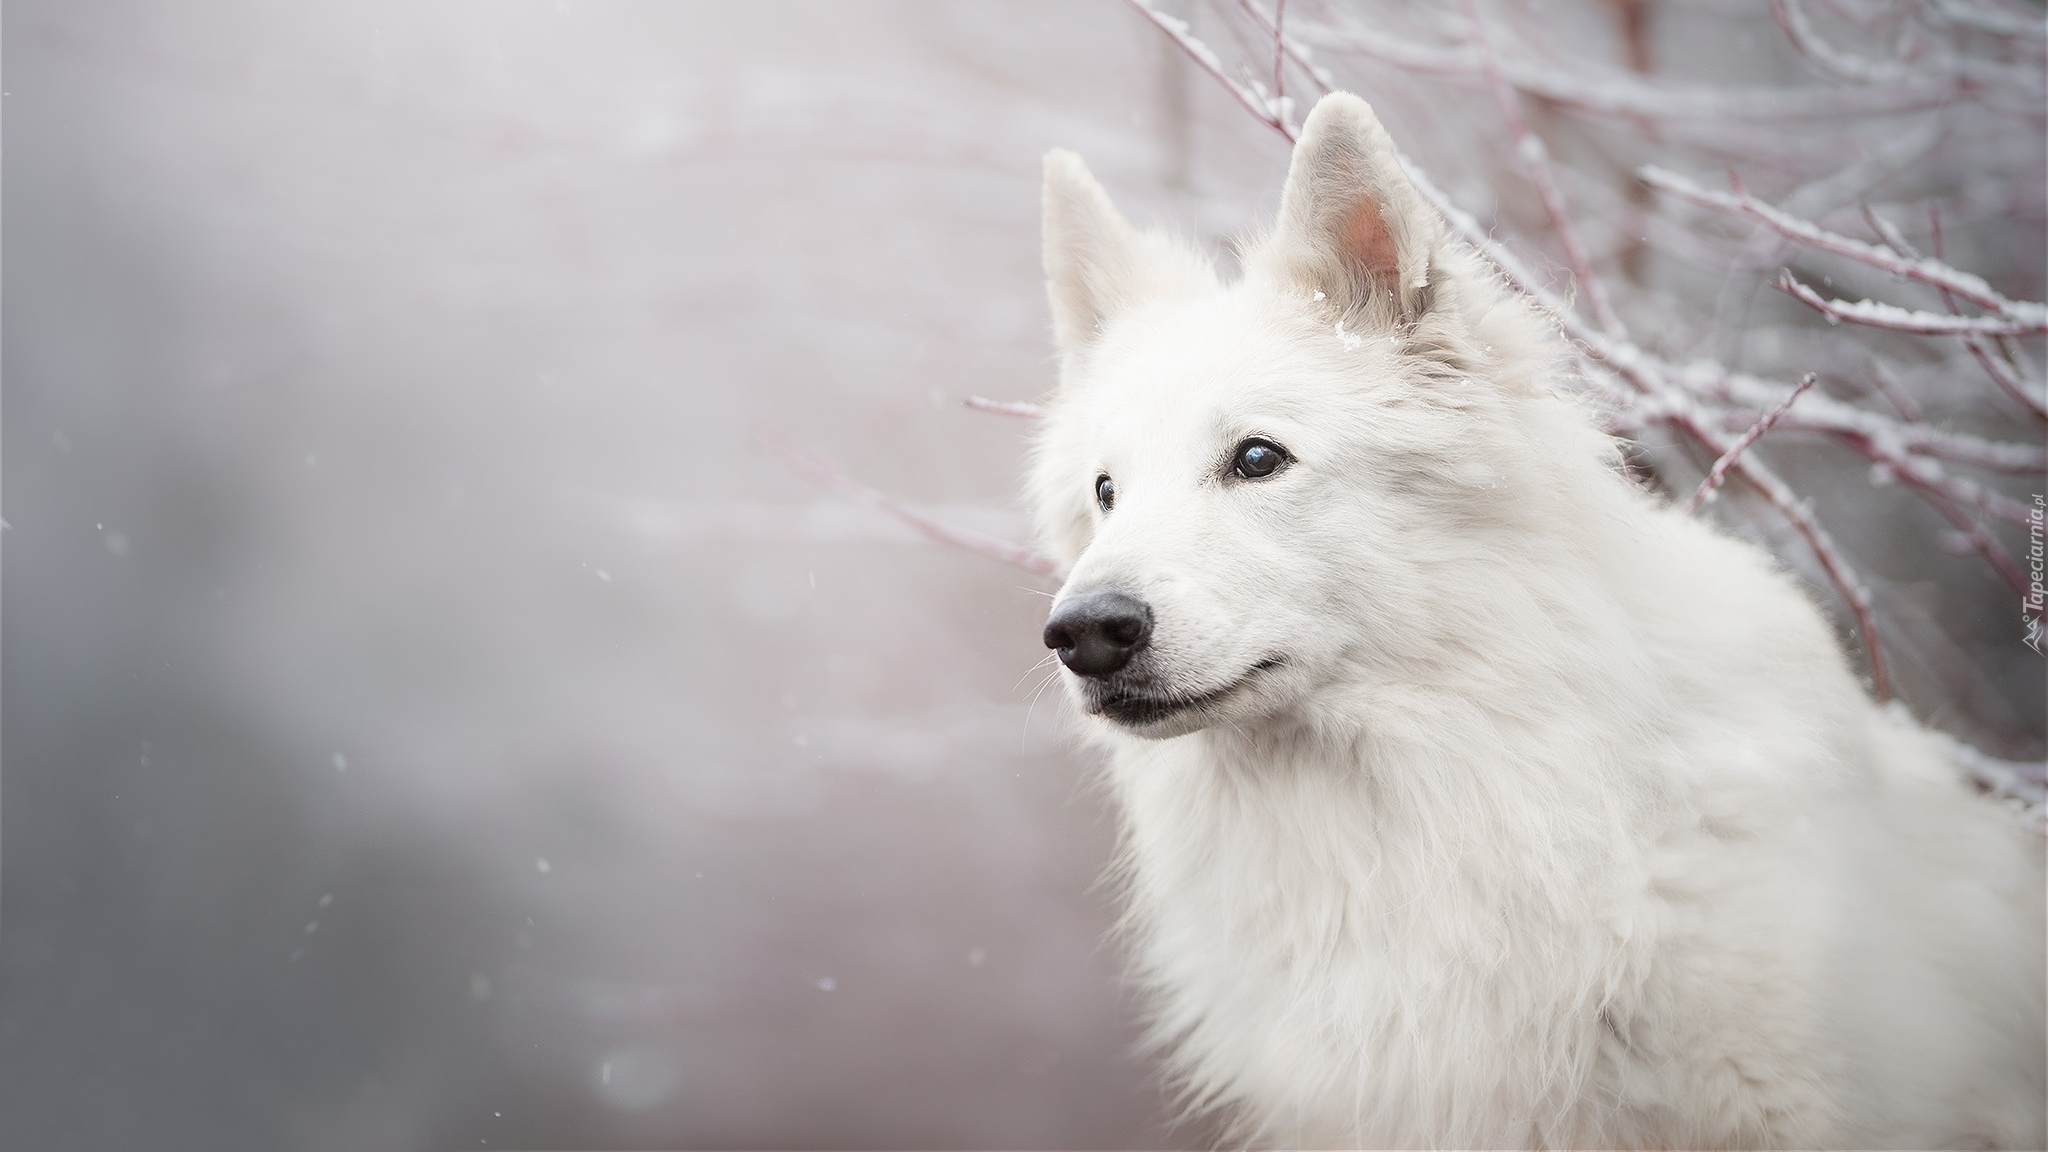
1030, 93, 2045, 1149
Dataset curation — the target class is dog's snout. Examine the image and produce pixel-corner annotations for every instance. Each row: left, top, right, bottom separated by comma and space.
1043, 590, 1153, 678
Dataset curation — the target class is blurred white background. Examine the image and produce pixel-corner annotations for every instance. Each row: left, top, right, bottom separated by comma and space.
2, 2, 1292, 1147
4, 1, 2040, 1149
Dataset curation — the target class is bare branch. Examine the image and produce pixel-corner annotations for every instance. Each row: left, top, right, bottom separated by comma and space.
1776, 271, 2048, 337
1232, 0, 1338, 91
1296, 19, 1965, 119
1816, 424, 2037, 530
1865, 359, 1923, 422
1860, 203, 1919, 260
1961, 333, 2048, 419
766, 436, 1056, 578
965, 396, 1047, 419
1774, 0, 2047, 99
1687, 408, 1893, 699
1887, 479, 2033, 602
1703, 388, 2040, 474
1641, 166, 2048, 326
1124, 0, 1297, 140
1687, 373, 1817, 513
1925, 207, 2048, 420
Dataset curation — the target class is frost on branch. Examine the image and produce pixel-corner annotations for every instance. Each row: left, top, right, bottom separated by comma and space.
1100, 0, 2044, 789
790, 0, 2045, 798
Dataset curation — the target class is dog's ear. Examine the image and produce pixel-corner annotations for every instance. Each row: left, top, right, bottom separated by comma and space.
1043, 150, 1214, 360
1042, 150, 1139, 356
1263, 93, 1441, 319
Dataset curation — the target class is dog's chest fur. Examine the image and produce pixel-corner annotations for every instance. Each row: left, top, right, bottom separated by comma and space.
1109, 725, 1647, 1145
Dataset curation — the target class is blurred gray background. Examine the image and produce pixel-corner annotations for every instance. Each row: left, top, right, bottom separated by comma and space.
5, 1, 2041, 1149
2, 2, 1292, 1147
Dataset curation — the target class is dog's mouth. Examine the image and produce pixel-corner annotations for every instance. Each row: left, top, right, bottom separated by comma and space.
1088, 658, 1285, 727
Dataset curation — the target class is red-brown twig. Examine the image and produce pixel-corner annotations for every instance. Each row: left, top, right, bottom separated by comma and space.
1927, 207, 2048, 420
1687, 373, 1817, 513
1864, 359, 1923, 422
1961, 332, 2048, 419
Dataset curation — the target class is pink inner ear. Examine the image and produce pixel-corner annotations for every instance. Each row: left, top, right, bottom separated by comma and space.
1338, 194, 1400, 282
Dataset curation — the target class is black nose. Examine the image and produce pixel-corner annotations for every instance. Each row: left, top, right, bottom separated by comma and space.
1043, 590, 1153, 678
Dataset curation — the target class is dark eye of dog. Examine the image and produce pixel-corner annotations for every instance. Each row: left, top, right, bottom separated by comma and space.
1096, 474, 1115, 511
1233, 439, 1287, 480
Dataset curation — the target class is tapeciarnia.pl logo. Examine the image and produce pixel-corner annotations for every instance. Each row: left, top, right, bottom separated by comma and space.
2025, 494, 2044, 656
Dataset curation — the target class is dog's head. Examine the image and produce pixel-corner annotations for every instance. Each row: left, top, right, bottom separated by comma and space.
1029, 93, 1601, 740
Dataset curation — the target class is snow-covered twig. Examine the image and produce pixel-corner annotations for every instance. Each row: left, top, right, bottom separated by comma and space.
1687, 373, 1816, 513
1826, 428, 2037, 531
1640, 166, 2048, 327
1584, 342, 2043, 506
1702, 375, 2043, 474
1923, 208, 2048, 419
1776, 272, 2048, 337
1860, 203, 1920, 262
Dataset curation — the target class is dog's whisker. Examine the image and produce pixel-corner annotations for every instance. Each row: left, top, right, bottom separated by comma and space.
1012, 652, 1061, 693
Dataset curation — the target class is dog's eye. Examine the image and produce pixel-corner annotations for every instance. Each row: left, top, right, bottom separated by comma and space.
1096, 474, 1115, 512
1232, 439, 1288, 480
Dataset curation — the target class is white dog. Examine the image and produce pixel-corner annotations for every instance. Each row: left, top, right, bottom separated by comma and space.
1028, 92, 2044, 1149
